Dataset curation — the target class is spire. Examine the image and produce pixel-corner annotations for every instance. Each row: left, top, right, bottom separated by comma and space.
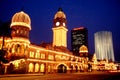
58, 7, 63, 11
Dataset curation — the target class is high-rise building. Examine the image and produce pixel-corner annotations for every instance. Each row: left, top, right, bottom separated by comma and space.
94, 31, 115, 61
71, 27, 88, 56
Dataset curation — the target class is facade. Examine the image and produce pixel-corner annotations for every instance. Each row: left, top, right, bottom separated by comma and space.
91, 54, 117, 71
52, 8, 68, 47
0, 9, 89, 74
71, 27, 88, 57
94, 31, 115, 62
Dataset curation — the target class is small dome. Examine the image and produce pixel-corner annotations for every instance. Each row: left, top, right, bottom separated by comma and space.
79, 45, 88, 53
11, 11, 31, 30
54, 8, 66, 19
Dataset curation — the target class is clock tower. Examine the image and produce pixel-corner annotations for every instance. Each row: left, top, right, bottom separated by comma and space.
52, 8, 68, 47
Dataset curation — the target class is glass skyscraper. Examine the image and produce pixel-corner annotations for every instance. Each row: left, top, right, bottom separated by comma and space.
94, 31, 115, 61
71, 27, 88, 56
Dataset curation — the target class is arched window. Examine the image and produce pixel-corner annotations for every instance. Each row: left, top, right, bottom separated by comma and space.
35, 50, 40, 58
0, 44, 2, 49
48, 65, 51, 73
12, 44, 15, 53
40, 64, 45, 72
16, 44, 21, 53
58, 64, 67, 73
35, 63, 39, 72
28, 63, 34, 72
21, 44, 25, 54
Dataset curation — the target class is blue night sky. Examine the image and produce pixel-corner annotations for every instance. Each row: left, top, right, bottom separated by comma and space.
0, 0, 120, 61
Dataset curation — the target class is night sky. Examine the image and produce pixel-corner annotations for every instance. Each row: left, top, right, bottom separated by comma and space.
0, 0, 120, 62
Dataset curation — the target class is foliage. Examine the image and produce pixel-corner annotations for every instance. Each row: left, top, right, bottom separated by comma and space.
0, 20, 12, 63
0, 50, 9, 63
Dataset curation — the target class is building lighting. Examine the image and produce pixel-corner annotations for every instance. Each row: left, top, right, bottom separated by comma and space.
94, 31, 115, 61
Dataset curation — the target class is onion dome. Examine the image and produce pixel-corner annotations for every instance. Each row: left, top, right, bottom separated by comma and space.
54, 8, 66, 19
11, 11, 31, 30
79, 45, 88, 53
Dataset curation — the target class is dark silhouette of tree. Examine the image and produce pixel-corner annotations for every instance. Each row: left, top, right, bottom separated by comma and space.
0, 20, 12, 63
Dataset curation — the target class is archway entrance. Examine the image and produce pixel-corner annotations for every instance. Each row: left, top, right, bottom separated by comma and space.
75, 65, 78, 72
57, 64, 67, 73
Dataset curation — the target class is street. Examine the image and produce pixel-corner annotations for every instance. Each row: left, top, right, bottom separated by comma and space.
0, 72, 120, 80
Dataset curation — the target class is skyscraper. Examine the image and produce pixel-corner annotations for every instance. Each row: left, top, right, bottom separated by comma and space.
94, 31, 115, 61
71, 27, 88, 56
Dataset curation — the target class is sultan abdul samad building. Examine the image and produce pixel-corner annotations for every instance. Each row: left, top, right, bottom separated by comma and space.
0, 8, 89, 74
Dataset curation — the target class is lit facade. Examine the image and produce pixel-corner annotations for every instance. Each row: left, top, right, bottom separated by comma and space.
71, 27, 88, 56
94, 31, 115, 61
52, 8, 68, 47
0, 9, 88, 74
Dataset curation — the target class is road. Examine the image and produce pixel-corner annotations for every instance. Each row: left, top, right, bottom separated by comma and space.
0, 72, 120, 80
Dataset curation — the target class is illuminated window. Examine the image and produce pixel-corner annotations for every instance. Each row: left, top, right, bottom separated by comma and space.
41, 53, 45, 59
48, 55, 54, 60
28, 63, 34, 72
29, 51, 34, 58
24, 31, 27, 35
16, 44, 21, 53
48, 65, 51, 73
35, 51, 40, 58
21, 45, 25, 54
0, 44, 2, 49
35, 63, 39, 72
55, 55, 61, 60
62, 56, 66, 60
16, 30, 19, 33
40, 64, 45, 72
12, 44, 15, 53
13, 61, 20, 69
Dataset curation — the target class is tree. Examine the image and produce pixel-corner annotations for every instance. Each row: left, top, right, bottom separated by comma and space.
0, 20, 12, 63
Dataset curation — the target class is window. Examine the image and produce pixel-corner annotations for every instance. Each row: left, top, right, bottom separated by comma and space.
55, 55, 61, 60
16, 44, 21, 53
35, 51, 40, 58
0, 44, 2, 49
48, 65, 51, 73
16, 30, 19, 33
35, 63, 39, 72
48, 55, 54, 60
40, 64, 45, 72
12, 44, 15, 53
24, 31, 26, 35
21, 45, 25, 54
29, 51, 34, 58
41, 53, 45, 59
28, 63, 34, 72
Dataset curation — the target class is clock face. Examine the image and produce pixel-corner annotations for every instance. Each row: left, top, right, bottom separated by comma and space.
56, 22, 60, 26
63, 22, 65, 26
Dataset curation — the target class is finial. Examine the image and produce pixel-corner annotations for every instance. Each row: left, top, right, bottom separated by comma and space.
58, 7, 63, 11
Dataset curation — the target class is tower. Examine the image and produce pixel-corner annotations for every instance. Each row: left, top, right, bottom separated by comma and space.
71, 27, 88, 56
52, 8, 68, 47
11, 11, 31, 39
94, 31, 115, 61
8, 11, 31, 55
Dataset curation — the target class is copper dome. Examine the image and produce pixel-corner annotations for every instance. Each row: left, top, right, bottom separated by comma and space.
11, 11, 31, 30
